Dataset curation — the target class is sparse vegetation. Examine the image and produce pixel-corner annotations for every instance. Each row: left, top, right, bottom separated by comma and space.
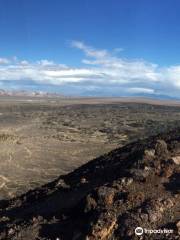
0, 128, 179, 239
0, 97, 180, 201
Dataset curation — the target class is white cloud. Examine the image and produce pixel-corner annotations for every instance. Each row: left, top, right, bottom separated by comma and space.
127, 87, 155, 94
164, 66, 180, 88
20, 60, 29, 65
0, 58, 10, 64
71, 40, 109, 59
72, 41, 160, 84
0, 41, 180, 97
113, 48, 124, 53
37, 59, 55, 66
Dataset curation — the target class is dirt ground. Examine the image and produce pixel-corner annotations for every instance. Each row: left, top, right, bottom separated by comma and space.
0, 96, 180, 199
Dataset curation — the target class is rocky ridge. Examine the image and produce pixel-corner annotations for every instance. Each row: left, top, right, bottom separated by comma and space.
0, 129, 179, 239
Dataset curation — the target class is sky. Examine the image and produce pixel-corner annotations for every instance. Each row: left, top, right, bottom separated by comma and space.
0, 0, 180, 97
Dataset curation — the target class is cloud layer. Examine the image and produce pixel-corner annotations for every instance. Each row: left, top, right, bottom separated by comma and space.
0, 41, 180, 97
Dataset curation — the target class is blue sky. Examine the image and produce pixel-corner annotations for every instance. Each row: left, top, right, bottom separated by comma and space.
0, 0, 180, 97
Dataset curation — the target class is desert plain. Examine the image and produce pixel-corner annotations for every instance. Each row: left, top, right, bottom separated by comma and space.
0, 96, 180, 199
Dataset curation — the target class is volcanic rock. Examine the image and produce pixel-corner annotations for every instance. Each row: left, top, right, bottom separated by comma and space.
0, 129, 179, 239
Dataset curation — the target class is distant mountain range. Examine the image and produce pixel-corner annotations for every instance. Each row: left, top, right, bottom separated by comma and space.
0, 89, 63, 98
131, 92, 179, 100
0, 88, 179, 100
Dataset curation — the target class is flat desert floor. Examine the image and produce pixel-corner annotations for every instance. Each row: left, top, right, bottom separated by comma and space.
0, 96, 180, 199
